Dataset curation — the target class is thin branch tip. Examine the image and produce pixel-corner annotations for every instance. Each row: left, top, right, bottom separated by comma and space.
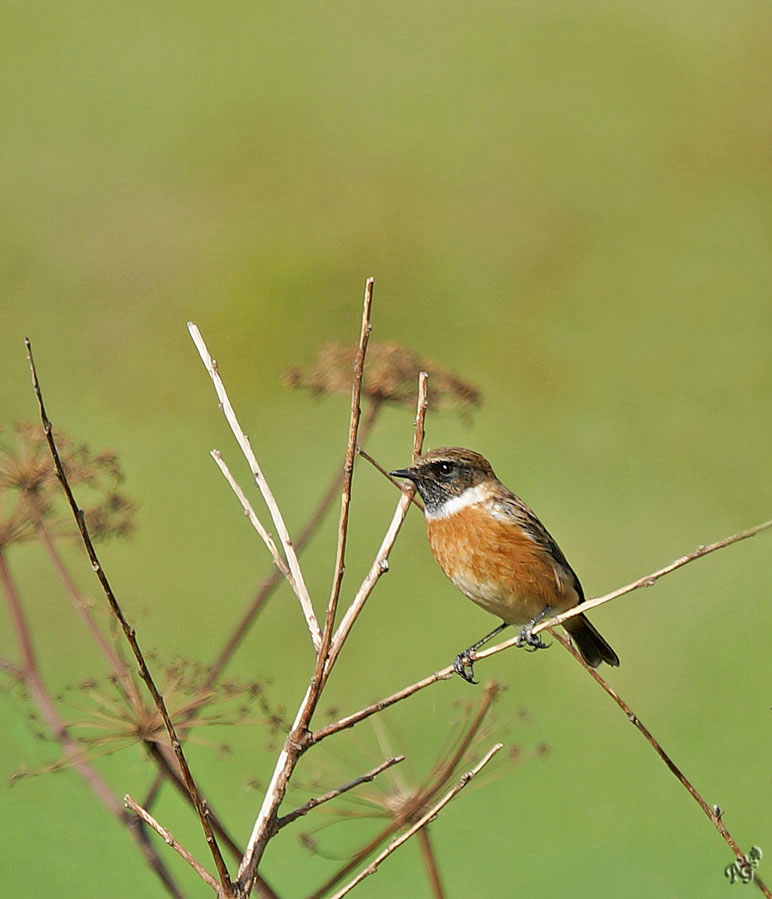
190, 321, 321, 650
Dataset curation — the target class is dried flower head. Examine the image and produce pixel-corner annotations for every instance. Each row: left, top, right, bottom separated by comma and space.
296, 682, 545, 872
11, 658, 275, 780
284, 342, 481, 415
0, 421, 136, 550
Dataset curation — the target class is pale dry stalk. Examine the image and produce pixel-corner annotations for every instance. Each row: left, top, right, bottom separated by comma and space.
276, 755, 405, 830
124, 794, 221, 894
187, 322, 321, 651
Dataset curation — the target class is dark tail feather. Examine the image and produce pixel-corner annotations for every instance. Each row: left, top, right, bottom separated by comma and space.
564, 613, 620, 668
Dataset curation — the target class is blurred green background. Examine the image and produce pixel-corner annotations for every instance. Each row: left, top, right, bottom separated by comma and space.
2, 0, 771, 896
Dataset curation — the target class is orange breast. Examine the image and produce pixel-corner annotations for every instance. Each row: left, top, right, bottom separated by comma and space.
426, 505, 579, 624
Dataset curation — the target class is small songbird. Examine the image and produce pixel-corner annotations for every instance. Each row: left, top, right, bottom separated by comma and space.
390, 447, 619, 682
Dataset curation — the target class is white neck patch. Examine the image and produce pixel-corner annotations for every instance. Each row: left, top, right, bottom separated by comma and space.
424, 482, 490, 520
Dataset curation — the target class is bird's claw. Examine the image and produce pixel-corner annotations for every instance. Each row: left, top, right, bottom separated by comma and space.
515, 625, 550, 653
453, 649, 478, 685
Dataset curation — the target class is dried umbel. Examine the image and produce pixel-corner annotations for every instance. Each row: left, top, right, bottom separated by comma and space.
0, 421, 136, 550
12, 661, 275, 780
284, 341, 481, 415
296, 682, 543, 859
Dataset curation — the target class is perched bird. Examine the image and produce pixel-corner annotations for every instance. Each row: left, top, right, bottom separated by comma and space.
390, 447, 619, 682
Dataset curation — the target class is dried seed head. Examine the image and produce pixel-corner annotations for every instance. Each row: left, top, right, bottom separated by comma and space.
0, 422, 136, 549
284, 341, 481, 415
12, 659, 275, 779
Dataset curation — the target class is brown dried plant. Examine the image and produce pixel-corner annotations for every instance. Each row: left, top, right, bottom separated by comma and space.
0, 420, 135, 548
284, 340, 480, 415
11, 663, 276, 781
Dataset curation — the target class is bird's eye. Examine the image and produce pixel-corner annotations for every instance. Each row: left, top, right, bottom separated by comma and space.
436, 461, 454, 477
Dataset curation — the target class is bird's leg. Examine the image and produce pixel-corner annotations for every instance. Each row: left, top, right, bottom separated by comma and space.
515, 607, 552, 653
453, 621, 510, 685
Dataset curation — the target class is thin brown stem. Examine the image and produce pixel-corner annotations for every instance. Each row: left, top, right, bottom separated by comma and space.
325, 372, 429, 670
1, 550, 184, 899
145, 745, 281, 899
38, 523, 123, 672
551, 629, 772, 899
26, 338, 234, 897
125, 794, 221, 894
416, 828, 444, 899
422, 681, 500, 794
147, 743, 243, 862
311, 667, 454, 747
276, 755, 404, 830
357, 448, 424, 512
319, 277, 374, 671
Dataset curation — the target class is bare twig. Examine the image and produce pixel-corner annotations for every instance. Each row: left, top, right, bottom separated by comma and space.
146, 743, 243, 861
358, 448, 424, 512
187, 322, 321, 651
145, 745, 281, 899
328, 743, 503, 899
276, 755, 405, 830
125, 794, 221, 894
26, 338, 234, 897
532, 518, 772, 636
319, 278, 374, 667
551, 629, 772, 899
310, 665, 454, 746
139, 403, 386, 896
1, 552, 184, 899
210, 450, 293, 584
326, 371, 429, 669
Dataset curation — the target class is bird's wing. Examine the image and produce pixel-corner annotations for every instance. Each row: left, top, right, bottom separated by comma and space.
489, 492, 586, 603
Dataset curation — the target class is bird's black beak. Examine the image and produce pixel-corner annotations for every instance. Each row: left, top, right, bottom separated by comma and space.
389, 466, 418, 481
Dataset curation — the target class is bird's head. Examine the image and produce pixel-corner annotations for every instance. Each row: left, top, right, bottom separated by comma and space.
390, 447, 498, 518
